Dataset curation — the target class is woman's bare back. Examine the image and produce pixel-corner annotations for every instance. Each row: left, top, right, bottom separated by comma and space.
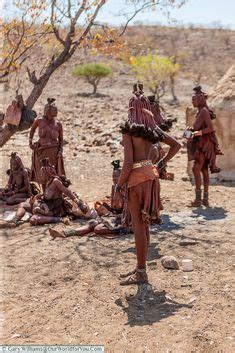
44, 178, 62, 200
131, 136, 153, 162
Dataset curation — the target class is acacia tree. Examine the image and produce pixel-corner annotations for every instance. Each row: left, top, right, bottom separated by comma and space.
72, 63, 112, 94
129, 52, 180, 100
0, 0, 186, 146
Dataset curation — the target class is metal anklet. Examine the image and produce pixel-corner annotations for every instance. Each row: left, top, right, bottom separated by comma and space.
64, 229, 76, 237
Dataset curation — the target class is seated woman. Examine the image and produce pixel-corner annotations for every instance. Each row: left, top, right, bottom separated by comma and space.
6, 158, 95, 226
49, 161, 131, 239
0, 152, 32, 205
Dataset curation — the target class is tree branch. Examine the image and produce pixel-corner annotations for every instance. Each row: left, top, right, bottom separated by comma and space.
51, 0, 66, 46
26, 67, 38, 85
119, 1, 158, 36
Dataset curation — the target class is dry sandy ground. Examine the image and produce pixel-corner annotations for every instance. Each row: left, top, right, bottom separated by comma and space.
0, 69, 234, 352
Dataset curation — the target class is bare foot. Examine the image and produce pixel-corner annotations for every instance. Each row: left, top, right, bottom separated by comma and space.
88, 219, 99, 228
0, 220, 17, 229
49, 228, 65, 239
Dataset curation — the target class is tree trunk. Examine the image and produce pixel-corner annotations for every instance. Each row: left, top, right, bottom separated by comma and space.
0, 0, 106, 148
0, 125, 17, 148
25, 74, 51, 109
92, 83, 97, 95
0, 73, 51, 147
170, 75, 179, 104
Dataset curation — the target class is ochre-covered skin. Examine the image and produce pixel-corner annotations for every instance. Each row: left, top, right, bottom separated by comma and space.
116, 85, 181, 284
187, 89, 223, 205
187, 107, 222, 173
29, 99, 65, 189
0, 153, 31, 205
148, 100, 165, 126
14, 160, 78, 226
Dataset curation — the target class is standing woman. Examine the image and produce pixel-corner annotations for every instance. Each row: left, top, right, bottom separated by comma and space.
115, 83, 181, 285
187, 86, 223, 207
29, 98, 65, 190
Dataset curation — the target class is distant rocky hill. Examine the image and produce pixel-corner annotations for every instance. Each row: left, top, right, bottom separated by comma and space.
125, 26, 235, 85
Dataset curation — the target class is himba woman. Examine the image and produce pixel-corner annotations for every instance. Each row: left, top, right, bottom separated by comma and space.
48, 161, 130, 240
8, 158, 93, 226
187, 86, 223, 207
29, 98, 65, 190
0, 152, 31, 205
114, 83, 181, 285
148, 95, 177, 179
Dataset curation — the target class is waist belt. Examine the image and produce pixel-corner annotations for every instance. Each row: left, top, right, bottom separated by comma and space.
132, 160, 153, 169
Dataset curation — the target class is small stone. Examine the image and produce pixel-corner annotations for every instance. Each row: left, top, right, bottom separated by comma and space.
11, 334, 21, 339
187, 297, 197, 304
148, 261, 157, 267
161, 256, 179, 270
181, 176, 189, 181
165, 294, 173, 301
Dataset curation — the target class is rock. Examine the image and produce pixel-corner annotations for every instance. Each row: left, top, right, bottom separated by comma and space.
179, 239, 198, 246
148, 261, 157, 267
161, 256, 179, 270
11, 334, 21, 339
187, 297, 197, 304
93, 137, 106, 146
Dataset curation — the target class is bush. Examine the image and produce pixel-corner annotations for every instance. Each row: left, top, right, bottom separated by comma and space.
129, 53, 180, 100
72, 63, 112, 94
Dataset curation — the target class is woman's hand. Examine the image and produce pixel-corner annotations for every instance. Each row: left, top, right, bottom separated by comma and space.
29, 140, 34, 150
193, 130, 202, 137
113, 187, 123, 210
57, 148, 63, 157
156, 158, 166, 171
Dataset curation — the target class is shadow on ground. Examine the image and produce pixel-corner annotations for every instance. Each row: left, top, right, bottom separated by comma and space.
76, 92, 109, 98
192, 207, 228, 220
115, 283, 192, 326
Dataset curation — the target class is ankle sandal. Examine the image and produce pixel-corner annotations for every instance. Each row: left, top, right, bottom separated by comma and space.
119, 268, 137, 279
120, 268, 148, 286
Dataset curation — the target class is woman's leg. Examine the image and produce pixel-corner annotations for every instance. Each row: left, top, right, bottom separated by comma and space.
30, 215, 60, 226
192, 159, 203, 190
6, 193, 28, 205
202, 163, 209, 193
202, 162, 210, 206
120, 187, 148, 285
49, 220, 98, 239
94, 224, 117, 236
145, 225, 150, 260
0, 189, 7, 201
191, 153, 205, 206
129, 202, 148, 269
15, 201, 31, 222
